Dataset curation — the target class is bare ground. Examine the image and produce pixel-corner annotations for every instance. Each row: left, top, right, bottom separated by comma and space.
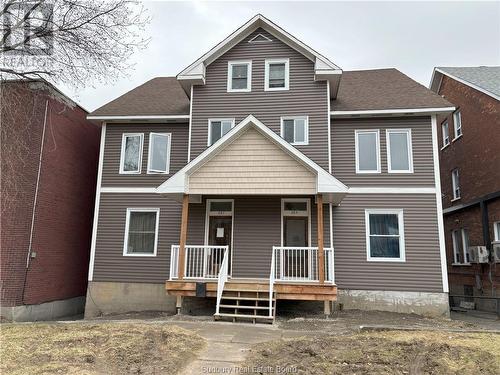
0, 323, 205, 375
242, 330, 500, 375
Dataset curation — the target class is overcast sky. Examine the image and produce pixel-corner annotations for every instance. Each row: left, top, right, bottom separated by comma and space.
65, 1, 500, 112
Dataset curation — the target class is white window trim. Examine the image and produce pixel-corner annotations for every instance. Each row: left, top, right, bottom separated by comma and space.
451, 228, 471, 265
493, 221, 500, 242
280, 198, 311, 247
123, 208, 160, 257
119, 133, 143, 174
207, 118, 235, 146
265, 58, 290, 91
365, 209, 406, 262
386, 129, 414, 173
452, 169, 461, 200
453, 110, 462, 140
227, 60, 252, 93
441, 121, 450, 149
355, 129, 381, 174
280, 116, 309, 145
147, 132, 171, 174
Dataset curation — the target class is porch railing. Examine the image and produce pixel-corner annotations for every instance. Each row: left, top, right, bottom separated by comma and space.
169, 245, 229, 280
215, 248, 229, 315
272, 246, 334, 283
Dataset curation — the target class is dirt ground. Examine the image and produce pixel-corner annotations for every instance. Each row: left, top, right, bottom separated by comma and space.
0, 322, 205, 375
242, 330, 500, 375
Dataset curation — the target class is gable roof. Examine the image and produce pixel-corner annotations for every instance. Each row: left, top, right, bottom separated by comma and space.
331, 69, 454, 113
176, 14, 342, 97
157, 115, 348, 203
430, 66, 500, 101
87, 77, 190, 119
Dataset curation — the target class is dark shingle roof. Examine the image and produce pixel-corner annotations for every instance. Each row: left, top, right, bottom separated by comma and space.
332, 68, 453, 111
89, 77, 190, 116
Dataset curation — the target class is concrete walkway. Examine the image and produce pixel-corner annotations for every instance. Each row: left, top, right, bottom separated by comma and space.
172, 321, 318, 374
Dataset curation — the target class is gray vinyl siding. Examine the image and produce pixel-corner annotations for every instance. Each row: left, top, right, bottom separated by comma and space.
331, 117, 435, 186
191, 28, 329, 170
101, 123, 188, 187
333, 193, 443, 292
92, 194, 330, 282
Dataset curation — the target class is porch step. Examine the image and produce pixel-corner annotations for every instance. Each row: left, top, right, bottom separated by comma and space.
214, 313, 274, 320
221, 296, 275, 301
219, 304, 273, 310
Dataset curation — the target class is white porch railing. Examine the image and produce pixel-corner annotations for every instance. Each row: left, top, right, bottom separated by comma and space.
272, 246, 334, 283
268, 248, 276, 317
215, 248, 229, 315
170, 245, 229, 279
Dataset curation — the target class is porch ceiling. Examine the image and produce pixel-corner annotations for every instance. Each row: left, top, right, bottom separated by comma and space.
157, 115, 348, 204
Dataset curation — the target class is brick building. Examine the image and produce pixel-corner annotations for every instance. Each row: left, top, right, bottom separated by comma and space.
430, 66, 500, 313
0, 80, 101, 321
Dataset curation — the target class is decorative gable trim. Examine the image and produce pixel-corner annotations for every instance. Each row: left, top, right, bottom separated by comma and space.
248, 33, 272, 43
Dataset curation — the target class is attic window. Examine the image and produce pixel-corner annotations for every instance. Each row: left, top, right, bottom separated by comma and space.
248, 33, 272, 43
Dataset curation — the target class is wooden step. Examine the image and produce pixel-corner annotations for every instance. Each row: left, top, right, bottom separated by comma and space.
223, 289, 270, 293
221, 296, 275, 301
214, 313, 274, 320
219, 304, 273, 310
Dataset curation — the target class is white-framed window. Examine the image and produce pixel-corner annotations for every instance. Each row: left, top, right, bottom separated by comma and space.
120, 133, 143, 174
494, 221, 500, 242
386, 129, 413, 173
452, 228, 470, 264
453, 110, 462, 139
280, 116, 308, 145
123, 208, 159, 256
355, 130, 381, 174
227, 60, 251, 92
147, 133, 171, 174
441, 121, 450, 148
365, 209, 405, 262
208, 118, 235, 146
452, 169, 461, 200
265, 58, 289, 91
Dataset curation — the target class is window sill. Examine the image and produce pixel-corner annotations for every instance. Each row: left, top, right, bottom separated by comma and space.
264, 87, 289, 92
440, 143, 450, 151
290, 142, 309, 146
123, 253, 157, 257
451, 262, 471, 266
227, 89, 251, 93
451, 197, 461, 202
367, 258, 406, 263
452, 134, 463, 142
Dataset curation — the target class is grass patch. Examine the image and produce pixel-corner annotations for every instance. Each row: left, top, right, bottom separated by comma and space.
242, 330, 500, 374
1, 322, 205, 375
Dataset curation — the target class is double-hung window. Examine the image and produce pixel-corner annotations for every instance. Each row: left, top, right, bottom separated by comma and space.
386, 129, 413, 173
147, 133, 171, 174
452, 228, 470, 264
265, 58, 289, 90
365, 209, 405, 261
123, 208, 159, 256
208, 119, 234, 146
281, 116, 308, 145
120, 133, 143, 174
355, 130, 381, 173
453, 110, 462, 139
452, 169, 461, 200
442, 121, 450, 148
227, 61, 251, 92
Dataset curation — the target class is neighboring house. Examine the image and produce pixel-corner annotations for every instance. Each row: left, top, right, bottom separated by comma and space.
0, 79, 101, 321
430, 66, 500, 313
85, 15, 455, 321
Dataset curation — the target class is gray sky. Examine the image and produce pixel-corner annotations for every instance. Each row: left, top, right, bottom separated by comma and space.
65, 1, 500, 112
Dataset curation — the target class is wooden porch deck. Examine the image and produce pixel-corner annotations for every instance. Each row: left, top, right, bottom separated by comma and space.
165, 279, 337, 301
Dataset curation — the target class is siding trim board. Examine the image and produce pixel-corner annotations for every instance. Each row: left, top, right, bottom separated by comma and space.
331, 107, 455, 117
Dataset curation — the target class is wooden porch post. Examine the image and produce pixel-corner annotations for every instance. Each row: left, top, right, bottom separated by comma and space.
178, 194, 189, 279
317, 194, 325, 284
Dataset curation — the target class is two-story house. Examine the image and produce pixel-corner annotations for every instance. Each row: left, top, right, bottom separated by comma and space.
85, 15, 454, 321
430, 66, 500, 313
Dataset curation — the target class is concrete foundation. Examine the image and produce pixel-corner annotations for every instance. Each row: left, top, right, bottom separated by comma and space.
1, 296, 85, 322
336, 289, 450, 318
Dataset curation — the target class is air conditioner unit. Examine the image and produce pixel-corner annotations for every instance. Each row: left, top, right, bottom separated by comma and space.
492, 243, 500, 263
468, 246, 489, 263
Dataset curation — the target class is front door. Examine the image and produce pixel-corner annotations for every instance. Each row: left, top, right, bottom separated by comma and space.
206, 200, 233, 276
282, 199, 310, 279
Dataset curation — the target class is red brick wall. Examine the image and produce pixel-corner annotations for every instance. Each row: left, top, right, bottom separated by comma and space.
436, 75, 500, 298
0, 81, 100, 307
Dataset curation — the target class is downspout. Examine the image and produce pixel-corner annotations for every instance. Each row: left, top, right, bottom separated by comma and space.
22, 99, 49, 303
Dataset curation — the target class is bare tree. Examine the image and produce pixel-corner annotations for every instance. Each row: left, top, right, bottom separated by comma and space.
0, 0, 150, 87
